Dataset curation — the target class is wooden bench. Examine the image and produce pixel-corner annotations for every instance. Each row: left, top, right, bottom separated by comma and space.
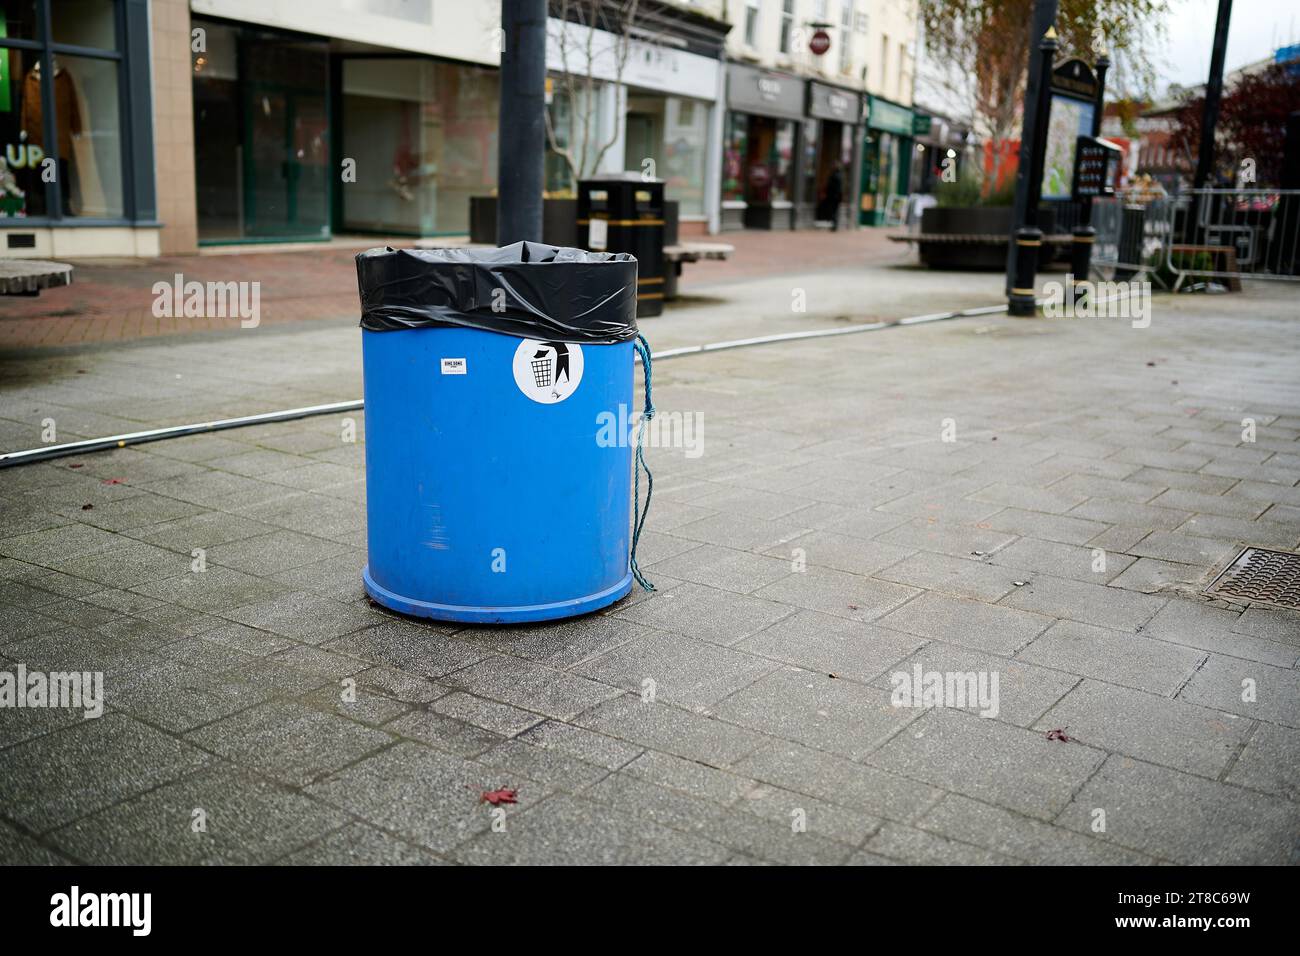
1168, 243, 1242, 292
0, 258, 73, 296
662, 241, 734, 301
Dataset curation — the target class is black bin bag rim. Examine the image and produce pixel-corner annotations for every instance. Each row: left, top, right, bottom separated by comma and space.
356, 241, 640, 344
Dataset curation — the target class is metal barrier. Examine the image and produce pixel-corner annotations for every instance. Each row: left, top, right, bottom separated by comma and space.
1092, 195, 1176, 281
1093, 189, 1300, 286
1164, 188, 1300, 284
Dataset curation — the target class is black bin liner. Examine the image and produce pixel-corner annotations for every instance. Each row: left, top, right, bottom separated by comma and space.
357, 241, 639, 344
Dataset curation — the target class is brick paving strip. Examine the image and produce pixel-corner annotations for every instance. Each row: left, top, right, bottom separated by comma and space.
0, 272, 1297, 864
0, 229, 910, 351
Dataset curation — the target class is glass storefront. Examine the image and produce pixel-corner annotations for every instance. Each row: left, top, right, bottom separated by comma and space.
1, 0, 128, 221
722, 65, 806, 230
861, 96, 915, 225
800, 118, 818, 218
624, 93, 708, 216
545, 79, 603, 196
192, 19, 329, 242
740, 114, 794, 204
341, 58, 497, 236
811, 121, 853, 225
721, 110, 747, 203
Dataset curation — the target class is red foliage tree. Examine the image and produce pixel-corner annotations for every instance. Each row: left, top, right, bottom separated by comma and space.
1174, 62, 1300, 186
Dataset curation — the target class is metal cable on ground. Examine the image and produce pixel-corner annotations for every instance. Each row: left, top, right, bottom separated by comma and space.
0, 400, 365, 469
0, 290, 1139, 470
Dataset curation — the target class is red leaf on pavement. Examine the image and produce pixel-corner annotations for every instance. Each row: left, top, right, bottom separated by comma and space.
481, 787, 518, 806
1046, 728, 1071, 743
101, 478, 126, 485
68, 463, 83, 469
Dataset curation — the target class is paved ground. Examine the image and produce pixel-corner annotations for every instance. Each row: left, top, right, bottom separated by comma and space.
0, 227, 907, 349
0, 262, 1298, 865
0, 255, 1022, 451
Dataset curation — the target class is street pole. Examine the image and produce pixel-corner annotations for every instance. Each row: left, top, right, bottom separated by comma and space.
1007, 1, 1059, 316
1193, 0, 1234, 191
498, 0, 547, 246
1186, 0, 1233, 246
1070, 50, 1110, 289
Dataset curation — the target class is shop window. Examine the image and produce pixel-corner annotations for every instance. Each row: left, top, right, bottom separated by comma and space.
545, 80, 603, 197
721, 111, 747, 203
193, 19, 330, 242
0, 46, 45, 217
59, 53, 121, 217
0, 0, 40, 40
341, 57, 498, 236
1, 0, 126, 222
51, 0, 115, 49
801, 118, 818, 208
625, 93, 707, 217
771, 118, 793, 202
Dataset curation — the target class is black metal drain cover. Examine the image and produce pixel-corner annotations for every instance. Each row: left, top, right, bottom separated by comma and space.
1205, 547, 1300, 611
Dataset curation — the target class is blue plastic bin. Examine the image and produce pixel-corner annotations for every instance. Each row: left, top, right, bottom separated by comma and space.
356, 244, 640, 624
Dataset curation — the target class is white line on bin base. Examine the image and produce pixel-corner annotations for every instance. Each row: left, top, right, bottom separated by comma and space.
0, 290, 1136, 469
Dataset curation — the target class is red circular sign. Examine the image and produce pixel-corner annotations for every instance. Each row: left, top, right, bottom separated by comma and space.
809, 29, 831, 56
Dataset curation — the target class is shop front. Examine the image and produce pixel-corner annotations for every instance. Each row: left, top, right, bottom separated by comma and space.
338, 56, 497, 237
544, 16, 723, 233
721, 63, 805, 231
191, 15, 500, 245
191, 19, 329, 243
802, 81, 864, 230
860, 94, 915, 226
0, 0, 157, 257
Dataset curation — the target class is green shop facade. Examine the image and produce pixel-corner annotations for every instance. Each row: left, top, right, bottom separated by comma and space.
859, 94, 915, 226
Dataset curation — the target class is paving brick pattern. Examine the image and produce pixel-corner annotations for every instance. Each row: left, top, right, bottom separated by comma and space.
1, 277, 1298, 865
0, 229, 907, 351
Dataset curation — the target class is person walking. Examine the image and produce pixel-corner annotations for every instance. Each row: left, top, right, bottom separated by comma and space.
824, 165, 844, 231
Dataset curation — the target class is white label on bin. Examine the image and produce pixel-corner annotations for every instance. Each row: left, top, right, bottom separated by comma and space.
588, 218, 608, 250
512, 339, 584, 404
441, 357, 467, 375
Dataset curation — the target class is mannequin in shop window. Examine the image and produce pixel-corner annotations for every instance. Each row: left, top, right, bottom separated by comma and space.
21, 59, 106, 216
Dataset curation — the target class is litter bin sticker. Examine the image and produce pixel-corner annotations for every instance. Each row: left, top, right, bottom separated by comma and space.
512, 339, 584, 404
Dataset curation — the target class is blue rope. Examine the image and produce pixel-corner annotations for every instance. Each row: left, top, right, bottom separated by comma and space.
629, 333, 655, 591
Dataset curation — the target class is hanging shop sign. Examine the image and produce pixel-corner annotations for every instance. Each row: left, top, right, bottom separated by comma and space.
866, 95, 914, 137
727, 63, 805, 120
808, 82, 859, 123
